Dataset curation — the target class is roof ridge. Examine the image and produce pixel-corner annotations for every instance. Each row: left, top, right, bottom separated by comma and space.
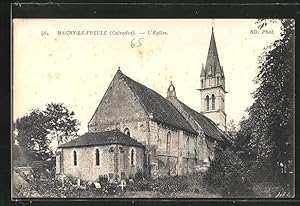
179, 100, 213, 123
59, 129, 144, 148
121, 72, 197, 134
177, 100, 226, 141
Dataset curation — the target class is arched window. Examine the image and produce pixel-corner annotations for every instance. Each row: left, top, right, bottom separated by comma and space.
217, 77, 220, 85
73, 150, 77, 166
212, 94, 215, 110
206, 95, 209, 111
166, 132, 171, 154
201, 80, 204, 88
130, 149, 135, 166
95, 149, 100, 166
124, 128, 130, 137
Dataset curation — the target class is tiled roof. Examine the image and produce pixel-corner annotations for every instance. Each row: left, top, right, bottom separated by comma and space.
177, 100, 225, 141
118, 70, 197, 135
58, 129, 144, 148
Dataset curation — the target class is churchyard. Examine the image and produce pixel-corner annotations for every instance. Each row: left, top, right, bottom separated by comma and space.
13, 167, 221, 198
13, 165, 290, 198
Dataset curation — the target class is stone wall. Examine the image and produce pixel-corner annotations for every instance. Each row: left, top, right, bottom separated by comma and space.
89, 120, 150, 146
58, 145, 144, 182
200, 87, 226, 131
148, 120, 200, 177
167, 96, 210, 167
88, 71, 148, 131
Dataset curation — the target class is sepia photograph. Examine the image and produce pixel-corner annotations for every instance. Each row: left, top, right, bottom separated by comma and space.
12, 18, 294, 199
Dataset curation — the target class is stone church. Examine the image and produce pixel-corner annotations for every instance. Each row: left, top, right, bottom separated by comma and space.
56, 28, 228, 182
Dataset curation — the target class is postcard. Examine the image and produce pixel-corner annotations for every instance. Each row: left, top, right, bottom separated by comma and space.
12, 18, 295, 199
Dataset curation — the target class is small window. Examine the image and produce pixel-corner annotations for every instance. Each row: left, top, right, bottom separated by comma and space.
217, 77, 220, 85
201, 80, 204, 88
206, 95, 209, 111
124, 128, 130, 137
109, 146, 114, 153
212, 94, 216, 110
119, 146, 124, 153
95, 149, 100, 166
73, 150, 77, 166
166, 132, 171, 154
130, 149, 135, 166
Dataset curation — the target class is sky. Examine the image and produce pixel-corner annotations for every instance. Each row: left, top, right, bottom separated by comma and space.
13, 19, 282, 135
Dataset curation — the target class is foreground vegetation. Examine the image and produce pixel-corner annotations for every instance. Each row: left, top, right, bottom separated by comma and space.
13, 165, 292, 199
13, 168, 219, 198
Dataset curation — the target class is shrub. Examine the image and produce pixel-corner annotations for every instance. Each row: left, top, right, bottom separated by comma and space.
127, 173, 206, 196
135, 168, 146, 180
203, 146, 254, 197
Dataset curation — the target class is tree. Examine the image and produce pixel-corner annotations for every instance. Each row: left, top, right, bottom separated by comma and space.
44, 103, 80, 146
16, 109, 52, 162
15, 103, 80, 164
203, 144, 254, 197
238, 19, 294, 183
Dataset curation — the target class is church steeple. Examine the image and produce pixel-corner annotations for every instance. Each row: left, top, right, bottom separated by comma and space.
204, 27, 224, 77
199, 27, 227, 131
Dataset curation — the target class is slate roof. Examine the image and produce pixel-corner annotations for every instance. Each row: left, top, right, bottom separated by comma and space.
58, 129, 144, 148
204, 27, 224, 77
177, 100, 225, 141
118, 70, 197, 135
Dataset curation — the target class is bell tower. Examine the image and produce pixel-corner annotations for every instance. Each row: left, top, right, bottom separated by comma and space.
198, 27, 227, 131
167, 81, 176, 98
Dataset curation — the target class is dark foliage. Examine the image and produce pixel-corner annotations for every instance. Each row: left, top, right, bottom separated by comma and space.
237, 19, 294, 184
14, 103, 80, 165
203, 145, 254, 197
15, 109, 53, 162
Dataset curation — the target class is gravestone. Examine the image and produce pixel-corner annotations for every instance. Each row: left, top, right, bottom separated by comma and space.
93, 182, 101, 189
119, 179, 127, 192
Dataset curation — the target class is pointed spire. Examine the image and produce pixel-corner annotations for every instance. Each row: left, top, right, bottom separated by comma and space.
205, 28, 223, 77
117, 66, 122, 72
200, 63, 205, 77
116, 66, 124, 75
114, 66, 125, 81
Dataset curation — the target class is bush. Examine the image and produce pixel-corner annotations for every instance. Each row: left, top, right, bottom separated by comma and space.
203, 146, 254, 197
127, 173, 206, 195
